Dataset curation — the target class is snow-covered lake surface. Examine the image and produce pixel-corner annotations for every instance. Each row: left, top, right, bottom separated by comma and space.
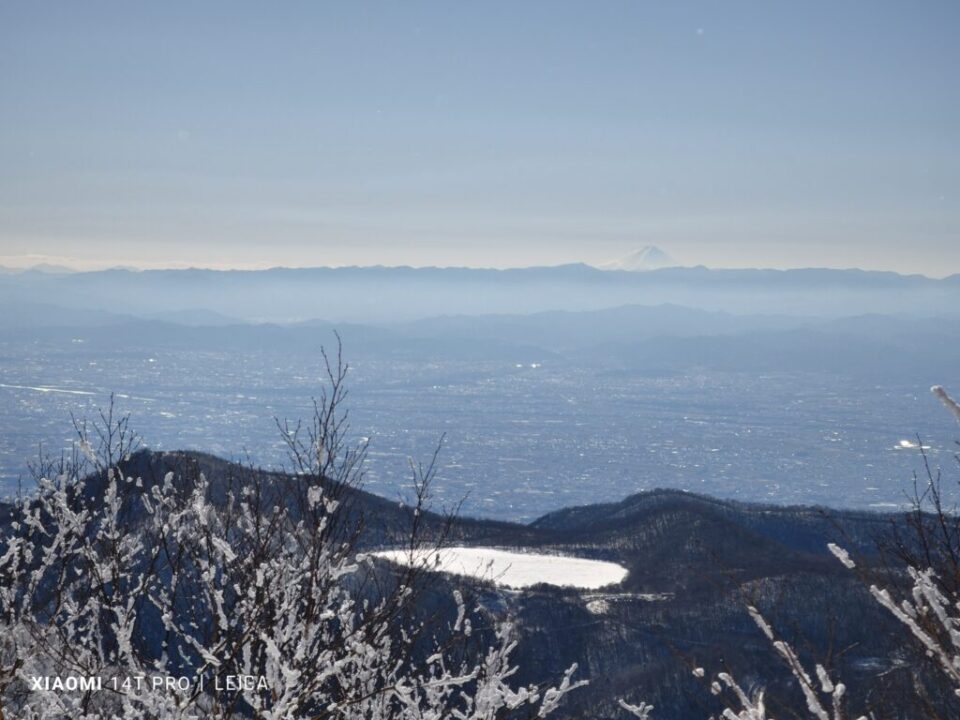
372, 546, 629, 589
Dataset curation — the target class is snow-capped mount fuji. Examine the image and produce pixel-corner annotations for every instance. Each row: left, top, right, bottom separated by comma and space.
598, 246, 677, 271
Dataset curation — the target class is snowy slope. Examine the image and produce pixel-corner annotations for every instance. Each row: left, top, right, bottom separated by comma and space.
597, 246, 677, 271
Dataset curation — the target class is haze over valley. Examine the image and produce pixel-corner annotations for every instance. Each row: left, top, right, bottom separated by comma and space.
2, 258, 957, 521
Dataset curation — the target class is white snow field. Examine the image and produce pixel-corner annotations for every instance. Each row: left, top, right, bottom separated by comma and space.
371, 547, 628, 589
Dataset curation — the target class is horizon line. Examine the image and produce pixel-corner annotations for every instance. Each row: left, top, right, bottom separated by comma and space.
0, 260, 956, 281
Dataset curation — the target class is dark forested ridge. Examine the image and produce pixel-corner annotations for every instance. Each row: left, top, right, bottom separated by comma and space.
0, 449, 939, 718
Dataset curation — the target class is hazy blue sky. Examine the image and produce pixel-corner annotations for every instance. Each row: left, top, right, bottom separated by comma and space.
1, 2, 957, 274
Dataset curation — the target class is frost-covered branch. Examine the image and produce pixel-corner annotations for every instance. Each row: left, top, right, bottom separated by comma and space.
830, 543, 960, 699
931, 386, 960, 424
0, 387, 584, 719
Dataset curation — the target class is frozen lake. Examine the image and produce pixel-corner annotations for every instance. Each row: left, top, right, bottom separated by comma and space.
372, 546, 629, 589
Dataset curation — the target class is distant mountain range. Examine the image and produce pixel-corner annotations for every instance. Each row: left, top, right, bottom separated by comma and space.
1, 296, 958, 383
2, 261, 957, 385
1, 263, 958, 323
0, 263, 76, 275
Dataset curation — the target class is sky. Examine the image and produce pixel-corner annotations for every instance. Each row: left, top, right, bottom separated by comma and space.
0, 1, 957, 275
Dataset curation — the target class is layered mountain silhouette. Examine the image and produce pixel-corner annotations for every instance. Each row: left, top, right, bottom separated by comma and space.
2, 263, 958, 322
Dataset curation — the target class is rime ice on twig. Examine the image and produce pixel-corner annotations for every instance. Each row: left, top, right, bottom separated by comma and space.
616, 601, 867, 720
932, 385, 960, 423
868, 567, 960, 694
618, 698, 655, 718
827, 543, 856, 570
829, 544, 960, 701
0, 380, 585, 719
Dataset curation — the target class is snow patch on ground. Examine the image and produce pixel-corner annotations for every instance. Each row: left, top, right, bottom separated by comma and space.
583, 591, 673, 614
585, 598, 611, 614
372, 546, 628, 590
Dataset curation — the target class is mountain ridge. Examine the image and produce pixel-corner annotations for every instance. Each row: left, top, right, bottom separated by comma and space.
0, 448, 923, 718
2, 263, 957, 324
